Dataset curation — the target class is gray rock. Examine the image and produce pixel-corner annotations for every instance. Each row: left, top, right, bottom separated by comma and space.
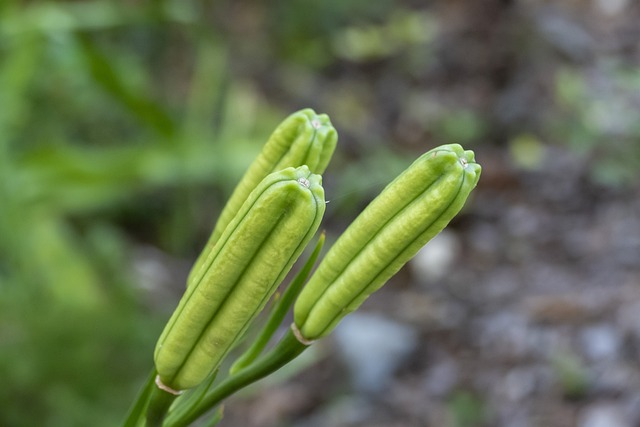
474, 312, 532, 360
333, 313, 419, 393
535, 10, 595, 61
580, 324, 622, 361
591, 362, 638, 395
617, 299, 640, 345
624, 393, 640, 425
410, 230, 460, 284
423, 357, 459, 397
593, 0, 630, 16
579, 403, 630, 427
495, 406, 532, 427
294, 395, 373, 427
504, 367, 538, 402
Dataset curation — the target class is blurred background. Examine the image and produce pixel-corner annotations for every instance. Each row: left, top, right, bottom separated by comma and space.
1, 1, 639, 426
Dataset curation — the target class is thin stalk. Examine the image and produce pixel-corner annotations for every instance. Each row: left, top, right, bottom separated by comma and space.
165, 329, 308, 427
201, 407, 224, 427
166, 369, 218, 423
230, 232, 325, 374
145, 384, 178, 427
122, 368, 157, 427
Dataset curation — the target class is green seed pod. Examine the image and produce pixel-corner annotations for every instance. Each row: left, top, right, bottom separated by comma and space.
156, 166, 325, 390
188, 109, 337, 286
293, 144, 481, 341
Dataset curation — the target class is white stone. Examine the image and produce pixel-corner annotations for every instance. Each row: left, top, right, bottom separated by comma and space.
580, 324, 622, 361
423, 358, 459, 397
410, 230, 460, 283
580, 403, 630, 427
593, 0, 629, 16
333, 313, 418, 393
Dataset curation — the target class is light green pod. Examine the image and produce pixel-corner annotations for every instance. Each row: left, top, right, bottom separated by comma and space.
187, 109, 337, 286
156, 166, 325, 390
293, 144, 481, 340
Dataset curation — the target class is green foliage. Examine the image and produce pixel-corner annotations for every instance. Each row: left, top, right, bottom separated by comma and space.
0, 2, 294, 426
550, 351, 589, 400
433, 109, 487, 146
447, 391, 488, 427
0, 2, 491, 426
331, 9, 436, 62
269, 0, 396, 66
552, 65, 640, 187
508, 134, 546, 171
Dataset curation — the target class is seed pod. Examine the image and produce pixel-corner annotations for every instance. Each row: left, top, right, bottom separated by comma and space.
293, 144, 481, 341
187, 109, 337, 286
156, 166, 325, 390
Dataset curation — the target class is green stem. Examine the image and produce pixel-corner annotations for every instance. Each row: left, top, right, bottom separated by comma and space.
145, 384, 179, 427
166, 369, 218, 424
230, 232, 325, 374
166, 329, 308, 427
122, 368, 157, 427
201, 406, 224, 427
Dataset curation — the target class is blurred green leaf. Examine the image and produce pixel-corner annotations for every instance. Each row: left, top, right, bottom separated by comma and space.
332, 10, 437, 62
447, 391, 488, 427
552, 65, 640, 187
509, 133, 546, 171
435, 110, 486, 145
551, 351, 589, 400
77, 34, 177, 138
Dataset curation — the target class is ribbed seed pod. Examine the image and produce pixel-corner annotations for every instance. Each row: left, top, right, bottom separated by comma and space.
156, 166, 325, 390
187, 109, 337, 286
293, 144, 481, 341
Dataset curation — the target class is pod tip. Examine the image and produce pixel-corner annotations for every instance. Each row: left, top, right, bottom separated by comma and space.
298, 177, 311, 188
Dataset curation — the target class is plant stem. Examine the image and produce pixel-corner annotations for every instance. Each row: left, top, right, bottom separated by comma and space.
165, 329, 308, 427
230, 232, 324, 374
145, 384, 178, 427
122, 368, 157, 427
